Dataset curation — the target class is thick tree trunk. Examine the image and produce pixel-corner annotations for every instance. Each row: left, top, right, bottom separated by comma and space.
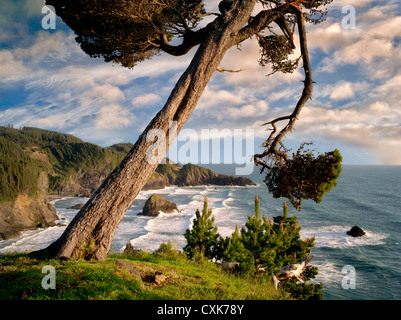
32, 2, 259, 260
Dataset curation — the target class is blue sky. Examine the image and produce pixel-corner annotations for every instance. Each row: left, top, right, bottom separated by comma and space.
1, 0, 401, 165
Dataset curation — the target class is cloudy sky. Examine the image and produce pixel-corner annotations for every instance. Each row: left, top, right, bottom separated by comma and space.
1, 0, 401, 165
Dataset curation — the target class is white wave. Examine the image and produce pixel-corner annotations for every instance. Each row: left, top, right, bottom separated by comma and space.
145, 211, 193, 234
134, 186, 178, 200
128, 233, 186, 253
0, 225, 65, 254
172, 187, 204, 195
0, 184, 246, 255
222, 197, 235, 207
301, 225, 388, 249
217, 226, 237, 238
310, 261, 344, 285
49, 196, 76, 205
116, 214, 151, 233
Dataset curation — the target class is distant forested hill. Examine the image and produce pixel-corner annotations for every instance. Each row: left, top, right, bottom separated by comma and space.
0, 126, 255, 240
0, 126, 255, 203
0, 126, 129, 201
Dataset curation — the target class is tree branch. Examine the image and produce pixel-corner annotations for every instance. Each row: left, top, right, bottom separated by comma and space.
235, 4, 289, 44
254, 9, 313, 166
158, 23, 212, 56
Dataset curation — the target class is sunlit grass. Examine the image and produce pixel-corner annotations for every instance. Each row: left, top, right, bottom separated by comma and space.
0, 250, 288, 300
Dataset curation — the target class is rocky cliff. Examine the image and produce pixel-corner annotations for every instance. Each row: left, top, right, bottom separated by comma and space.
53, 159, 256, 197
0, 193, 58, 240
0, 126, 255, 240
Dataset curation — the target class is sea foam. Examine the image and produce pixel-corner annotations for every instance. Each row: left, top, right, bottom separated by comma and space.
301, 225, 388, 249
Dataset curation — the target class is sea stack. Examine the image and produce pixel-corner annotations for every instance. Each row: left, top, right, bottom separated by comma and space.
347, 226, 366, 237
138, 194, 178, 217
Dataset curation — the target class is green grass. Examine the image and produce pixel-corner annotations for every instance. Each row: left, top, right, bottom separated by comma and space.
0, 251, 289, 300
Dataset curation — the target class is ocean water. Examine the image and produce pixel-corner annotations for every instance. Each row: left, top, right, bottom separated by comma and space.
1, 165, 400, 300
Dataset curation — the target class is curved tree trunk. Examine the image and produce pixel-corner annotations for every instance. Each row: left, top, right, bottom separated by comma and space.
32, 2, 261, 260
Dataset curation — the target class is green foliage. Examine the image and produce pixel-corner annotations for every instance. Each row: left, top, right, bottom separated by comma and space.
218, 225, 254, 273
0, 252, 284, 300
47, 0, 206, 68
0, 126, 82, 148
258, 35, 299, 75
153, 240, 181, 259
183, 197, 219, 260
270, 202, 315, 269
279, 270, 323, 300
264, 144, 343, 210
239, 195, 277, 272
214, 197, 322, 300
0, 126, 128, 201
0, 137, 40, 202
107, 143, 134, 153
156, 159, 179, 184
44, 142, 123, 176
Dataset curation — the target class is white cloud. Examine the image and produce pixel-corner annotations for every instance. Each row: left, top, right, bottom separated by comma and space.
95, 105, 135, 130
132, 93, 161, 107
0, 50, 28, 80
292, 95, 401, 164
309, 22, 355, 54
80, 84, 125, 106
30, 113, 71, 129
314, 4, 401, 76
337, 38, 394, 65
2, 0, 401, 164
329, 81, 355, 100
226, 100, 269, 119
197, 87, 245, 110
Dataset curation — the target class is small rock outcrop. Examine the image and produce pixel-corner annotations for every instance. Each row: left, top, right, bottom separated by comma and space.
114, 259, 143, 284
138, 194, 178, 217
347, 226, 366, 237
154, 272, 167, 285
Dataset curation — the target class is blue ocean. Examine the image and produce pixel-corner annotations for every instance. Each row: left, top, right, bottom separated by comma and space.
1, 165, 401, 300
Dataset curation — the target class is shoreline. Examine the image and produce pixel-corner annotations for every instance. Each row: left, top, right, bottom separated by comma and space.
47, 194, 69, 201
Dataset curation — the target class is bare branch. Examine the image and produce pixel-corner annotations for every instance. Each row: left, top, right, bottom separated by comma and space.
254, 9, 313, 166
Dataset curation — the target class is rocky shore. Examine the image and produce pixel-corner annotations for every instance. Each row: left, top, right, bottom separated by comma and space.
0, 162, 255, 240
0, 127, 255, 241
52, 161, 255, 198
0, 193, 58, 240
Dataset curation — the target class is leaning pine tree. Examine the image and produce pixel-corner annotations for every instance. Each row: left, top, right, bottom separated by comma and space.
32, 0, 336, 260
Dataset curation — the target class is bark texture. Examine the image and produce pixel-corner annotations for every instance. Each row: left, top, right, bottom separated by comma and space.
33, 0, 288, 260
